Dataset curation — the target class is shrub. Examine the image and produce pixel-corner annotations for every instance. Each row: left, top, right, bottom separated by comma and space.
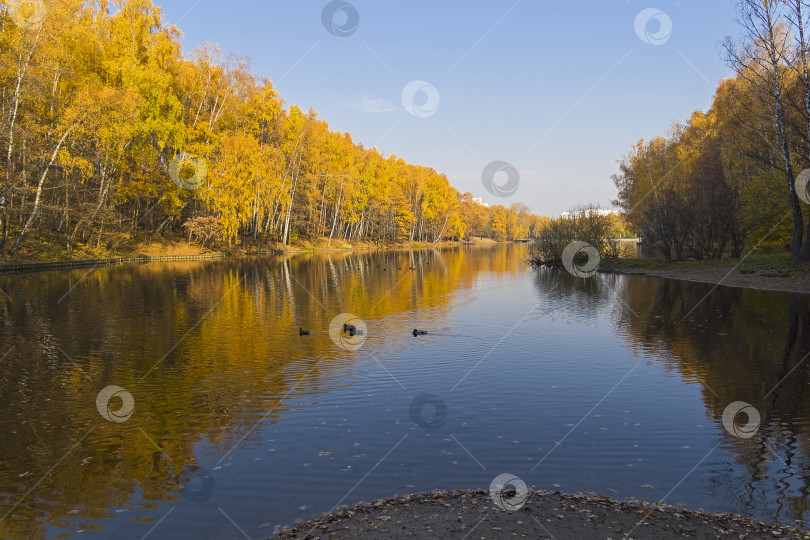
530, 205, 620, 264
182, 216, 223, 249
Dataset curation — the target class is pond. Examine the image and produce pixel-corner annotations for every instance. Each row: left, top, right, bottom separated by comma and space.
0, 244, 808, 538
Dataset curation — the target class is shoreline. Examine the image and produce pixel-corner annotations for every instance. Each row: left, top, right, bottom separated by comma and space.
602, 265, 810, 295
5, 244, 810, 297
272, 489, 808, 539
0, 237, 499, 275
531, 252, 810, 295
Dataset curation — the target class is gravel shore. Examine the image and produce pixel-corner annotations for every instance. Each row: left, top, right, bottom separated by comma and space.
273, 489, 809, 539
609, 267, 810, 295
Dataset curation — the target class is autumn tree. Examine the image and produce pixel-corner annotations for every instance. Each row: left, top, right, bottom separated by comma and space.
0, 0, 542, 259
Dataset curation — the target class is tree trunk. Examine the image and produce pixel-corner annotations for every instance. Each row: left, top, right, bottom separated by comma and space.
2, 31, 41, 253
792, 0, 810, 263
283, 183, 296, 245
10, 126, 76, 254
328, 183, 343, 248
432, 213, 450, 245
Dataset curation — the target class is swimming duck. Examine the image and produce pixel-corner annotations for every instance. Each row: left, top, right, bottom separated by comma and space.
299, 328, 310, 336
343, 323, 356, 333
412, 329, 427, 336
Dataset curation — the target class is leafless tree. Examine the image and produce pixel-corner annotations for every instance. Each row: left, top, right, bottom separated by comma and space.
725, 0, 806, 264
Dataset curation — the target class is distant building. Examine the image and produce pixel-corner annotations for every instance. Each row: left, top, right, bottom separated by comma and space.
560, 208, 621, 219
472, 197, 489, 208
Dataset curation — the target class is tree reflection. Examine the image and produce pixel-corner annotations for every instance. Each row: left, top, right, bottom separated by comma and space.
0, 246, 524, 537
532, 267, 623, 319
617, 276, 810, 525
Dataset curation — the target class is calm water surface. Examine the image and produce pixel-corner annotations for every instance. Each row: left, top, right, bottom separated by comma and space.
0, 244, 809, 538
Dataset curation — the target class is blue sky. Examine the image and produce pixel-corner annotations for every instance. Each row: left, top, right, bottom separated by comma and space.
155, 0, 740, 216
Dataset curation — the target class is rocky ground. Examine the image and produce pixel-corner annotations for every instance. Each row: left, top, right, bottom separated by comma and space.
273, 489, 809, 539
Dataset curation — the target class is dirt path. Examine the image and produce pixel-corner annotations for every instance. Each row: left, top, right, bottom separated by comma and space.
273, 489, 808, 539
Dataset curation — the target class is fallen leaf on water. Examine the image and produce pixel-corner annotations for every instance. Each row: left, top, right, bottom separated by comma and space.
641, 483, 655, 489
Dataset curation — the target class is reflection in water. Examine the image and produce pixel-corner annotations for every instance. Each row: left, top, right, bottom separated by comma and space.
532, 266, 621, 313
531, 269, 810, 526
612, 275, 810, 525
0, 246, 809, 537
0, 246, 523, 538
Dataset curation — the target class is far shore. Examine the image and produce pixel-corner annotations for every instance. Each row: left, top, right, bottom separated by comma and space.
0, 236, 500, 274
6, 239, 809, 297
